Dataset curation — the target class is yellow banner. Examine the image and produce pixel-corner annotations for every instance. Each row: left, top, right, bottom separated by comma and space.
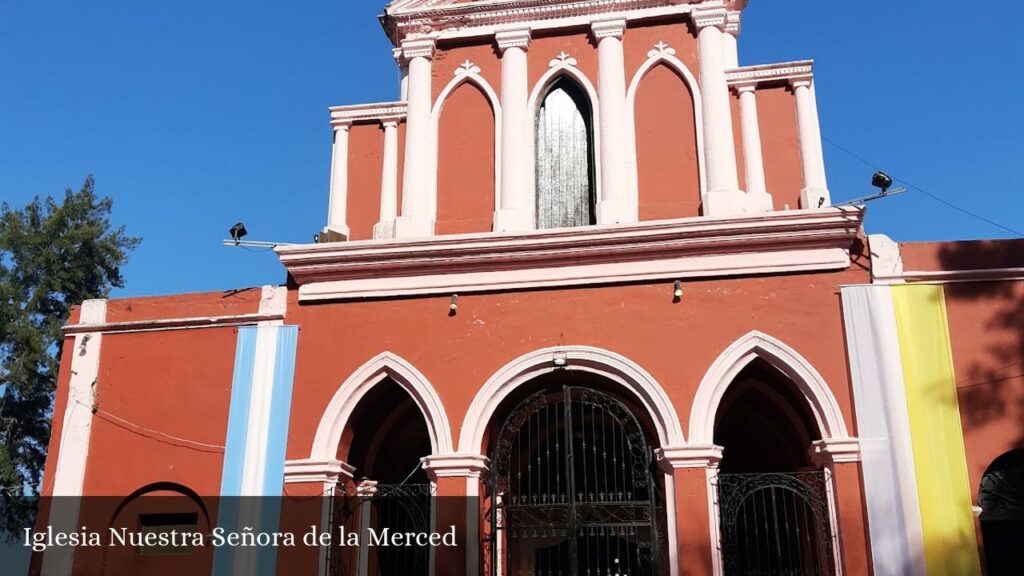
891, 284, 981, 576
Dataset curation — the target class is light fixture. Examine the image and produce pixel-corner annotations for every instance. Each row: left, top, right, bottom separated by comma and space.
229, 222, 248, 245
553, 354, 568, 368
449, 294, 459, 315
673, 280, 683, 301
872, 171, 893, 194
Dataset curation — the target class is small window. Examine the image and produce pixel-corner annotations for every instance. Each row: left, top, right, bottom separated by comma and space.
138, 512, 199, 556
536, 78, 596, 229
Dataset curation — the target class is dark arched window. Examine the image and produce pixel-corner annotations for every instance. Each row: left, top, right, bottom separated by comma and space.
536, 78, 596, 229
979, 449, 1024, 575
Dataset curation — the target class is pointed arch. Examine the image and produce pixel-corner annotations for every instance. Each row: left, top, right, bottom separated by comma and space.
689, 331, 850, 446
310, 352, 454, 461
429, 69, 502, 224
458, 345, 685, 454
626, 45, 707, 203
527, 63, 602, 208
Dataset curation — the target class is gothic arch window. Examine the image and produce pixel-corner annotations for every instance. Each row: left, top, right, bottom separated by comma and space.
536, 78, 596, 229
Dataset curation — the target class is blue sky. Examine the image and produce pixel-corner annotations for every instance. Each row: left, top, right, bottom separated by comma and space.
1, 0, 1021, 298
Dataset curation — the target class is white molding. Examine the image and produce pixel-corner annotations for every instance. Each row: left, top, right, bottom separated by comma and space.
725, 60, 813, 87
283, 459, 356, 486
421, 454, 490, 480
495, 28, 532, 51
62, 311, 286, 335
330, 101, 408, 127
277, 209, 862, 301
458, 345, 686, 453
626, 41, 708, 204
309, 351, 455, 462
429, 63, 503, 227
383, 0, 709, 44
655, 444, 723, 471
689, 330, 852, 445
811, 438, 862, 465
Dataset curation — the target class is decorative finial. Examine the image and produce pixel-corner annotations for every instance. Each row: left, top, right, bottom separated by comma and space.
549, 51, 578, 68
648, 41, 676, 58
454, 60, 481, 77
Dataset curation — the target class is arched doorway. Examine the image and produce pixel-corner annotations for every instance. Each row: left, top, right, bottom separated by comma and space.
486, 371, 663, 576
714, 359, 837, 576
329, 378, 434, 576
979, 449, 1024, 575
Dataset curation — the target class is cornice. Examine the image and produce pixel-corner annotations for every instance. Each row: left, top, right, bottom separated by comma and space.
726, 60, 814, 88
329, 101, 408, 127
277, 209, 864, 302
383, 0, 704, 44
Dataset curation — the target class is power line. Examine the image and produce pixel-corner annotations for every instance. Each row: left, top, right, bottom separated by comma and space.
823, 136, 1024, 237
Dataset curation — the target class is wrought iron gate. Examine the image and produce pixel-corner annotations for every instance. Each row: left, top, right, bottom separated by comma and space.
489, 386, 661, 576
328, 483, 433, 576
717, 472, 836, 576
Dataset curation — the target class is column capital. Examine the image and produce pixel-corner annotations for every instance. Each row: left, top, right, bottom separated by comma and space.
401, 37, 436, 60
790, 76, 814, 89
724, 10, 742, 37
421, 454, 490, 481
330, 120, 353, 131
283, 458, 356, 487
495, 29, 532, 52
379, 118, 400, 129
810, 438, 861, 467
590, 19, 627, 41
692, 3, 729, 31
732, 81, 757, 94
655, 445, 724, 472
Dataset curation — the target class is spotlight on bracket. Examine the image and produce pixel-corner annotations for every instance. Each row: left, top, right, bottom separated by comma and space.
229, 222, 248, 245
872, 171, 894, 194
673, 280, 683, 302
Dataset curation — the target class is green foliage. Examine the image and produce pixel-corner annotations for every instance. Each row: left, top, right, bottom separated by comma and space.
0, 176, 140, 539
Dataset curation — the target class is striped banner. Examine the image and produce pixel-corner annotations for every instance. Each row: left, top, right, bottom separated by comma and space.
214, 325, 299, 576
842, 285, 981, 576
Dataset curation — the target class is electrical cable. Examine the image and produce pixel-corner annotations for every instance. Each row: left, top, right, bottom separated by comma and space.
823, 136, 1023, 237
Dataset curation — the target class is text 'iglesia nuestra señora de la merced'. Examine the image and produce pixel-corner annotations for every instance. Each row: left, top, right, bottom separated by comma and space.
36, 1, 1024, 576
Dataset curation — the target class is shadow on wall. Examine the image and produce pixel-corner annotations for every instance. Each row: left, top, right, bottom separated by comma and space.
938, 241, 1024, 449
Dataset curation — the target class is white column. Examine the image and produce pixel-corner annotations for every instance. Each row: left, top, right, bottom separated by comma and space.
326, 122, 351, 239
735, 84, 772, 212
694, 7, 746, 216
592, 19, 636, 225
793, 79, 831, 208
374, 119, 401, 239
395, 38, 436, 238
494, 29, 533, 232
723, 11, 741, 69
393, 47, 409, 100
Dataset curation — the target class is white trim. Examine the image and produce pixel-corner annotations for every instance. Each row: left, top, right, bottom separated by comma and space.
278, 209, 861, 301
725, 60, 813, 87
689, 330, 852, 445
527, 58, 603, 218
310, 352, 455, 461
626, 42, 707, 203
283, 459, 356, 487
429, 66, 504, 226
458, 345, 685, 453
42, 299, 107, 576
330, 101, 408, 126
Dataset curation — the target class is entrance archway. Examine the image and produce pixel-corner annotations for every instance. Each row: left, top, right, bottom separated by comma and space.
330, 378, 434, 576
979, 449, 1024, 575
485, 370, 665, 576
714, 359, 837, 576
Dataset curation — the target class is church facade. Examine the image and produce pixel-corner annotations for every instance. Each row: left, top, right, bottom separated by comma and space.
36, 1, 1024, 575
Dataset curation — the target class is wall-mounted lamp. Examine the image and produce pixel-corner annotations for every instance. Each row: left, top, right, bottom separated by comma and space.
673, 280, 683, 302
449, 294, 459, 316
553, 353, 568, 368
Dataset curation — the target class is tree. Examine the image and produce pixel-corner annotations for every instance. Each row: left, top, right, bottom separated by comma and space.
0, 176, 140, 539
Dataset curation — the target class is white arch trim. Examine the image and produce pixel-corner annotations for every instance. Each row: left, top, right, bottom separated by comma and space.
458, 345, 685, 454
526, 60, 603, 212
626, 44, 708, 203
689, 331, 851, 446
429, 67, 503, 223
310, 351, 455, 461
